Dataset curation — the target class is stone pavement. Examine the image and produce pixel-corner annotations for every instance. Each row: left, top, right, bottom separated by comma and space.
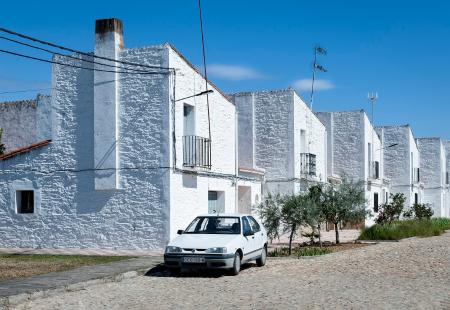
11, 231, 450, 310
0, 256, 162, 309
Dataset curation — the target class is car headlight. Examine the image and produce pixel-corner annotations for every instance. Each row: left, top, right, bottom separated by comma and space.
165, 246, 182, 253
205, 247, 227, 254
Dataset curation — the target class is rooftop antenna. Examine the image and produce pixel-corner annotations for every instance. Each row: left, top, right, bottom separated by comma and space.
368, 92, 378, 178
310, 45, 327, 110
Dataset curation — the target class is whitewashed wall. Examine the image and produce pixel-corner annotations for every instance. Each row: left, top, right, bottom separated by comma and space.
317, 110, 389, 226
0, 45, 172, 250
445, 141, 450, 217
416, 138, 448, 217
0, 100, 37, 152
376, 125, 421, 208
292, 92, 327, 185
232, 89, 326, 197
167, 46, 238, 239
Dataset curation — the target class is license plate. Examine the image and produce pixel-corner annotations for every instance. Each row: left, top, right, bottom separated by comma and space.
182, 256, 205, 263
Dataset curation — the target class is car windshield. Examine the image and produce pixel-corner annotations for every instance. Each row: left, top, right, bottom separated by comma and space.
184, 217, 241, 234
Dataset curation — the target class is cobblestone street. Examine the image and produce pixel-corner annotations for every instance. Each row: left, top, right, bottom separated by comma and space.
13, 232, 450, 310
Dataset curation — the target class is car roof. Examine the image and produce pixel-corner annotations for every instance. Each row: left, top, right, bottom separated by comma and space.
196, 213, 253, 218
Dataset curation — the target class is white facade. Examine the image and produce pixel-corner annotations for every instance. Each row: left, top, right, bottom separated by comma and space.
0, 95, 51, 152
376, 125, 423, 208
445, 141, 450, 217
231, 89, 327, 196
0, 18, 252, 250
316, 110, 390, 225
416, 138, 449, 217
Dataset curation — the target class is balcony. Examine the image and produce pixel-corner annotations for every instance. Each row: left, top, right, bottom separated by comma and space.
369, 161, 380, 180
300, 153, 316, 177
183, 135, 211, 169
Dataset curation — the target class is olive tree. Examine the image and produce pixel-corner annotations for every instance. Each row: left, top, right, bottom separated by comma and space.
300, 185, 325, 246
320, 179, 368, 244
257, 193, 283, 242
281, 193, 312, 254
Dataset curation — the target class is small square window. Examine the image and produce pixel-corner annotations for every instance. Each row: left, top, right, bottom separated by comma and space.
16, 190, 34, 214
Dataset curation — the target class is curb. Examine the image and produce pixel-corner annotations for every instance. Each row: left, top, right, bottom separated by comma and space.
0, 266, 150, 309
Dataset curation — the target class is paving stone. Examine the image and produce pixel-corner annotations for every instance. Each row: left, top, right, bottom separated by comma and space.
10, 232, 450, 309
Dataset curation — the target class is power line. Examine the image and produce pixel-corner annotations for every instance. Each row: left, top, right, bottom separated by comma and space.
0, 27, 173, 71
0, 35, 159, 74
197, 0, 212, 159
0, 49, 169, 75
0, 88, 52, 95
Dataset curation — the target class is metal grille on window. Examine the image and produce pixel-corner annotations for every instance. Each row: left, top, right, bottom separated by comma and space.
300, 153, 316, 176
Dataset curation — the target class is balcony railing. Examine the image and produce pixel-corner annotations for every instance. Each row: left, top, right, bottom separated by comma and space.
183, 135, 211, 169
369, 161, 380, 179
300, 153, 316, 176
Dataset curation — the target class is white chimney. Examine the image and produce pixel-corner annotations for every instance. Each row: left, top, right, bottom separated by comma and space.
94, 18, 123, 190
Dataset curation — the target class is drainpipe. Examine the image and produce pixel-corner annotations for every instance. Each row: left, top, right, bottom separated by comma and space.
235, 108, 239, 213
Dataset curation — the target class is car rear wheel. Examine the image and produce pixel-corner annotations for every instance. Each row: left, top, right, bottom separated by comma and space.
256, 246, 267, 267
231, 252, 241, 276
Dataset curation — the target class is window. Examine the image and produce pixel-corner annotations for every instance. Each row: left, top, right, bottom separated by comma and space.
300, 129, 306, 153
242, 217, 252, 235
184, 217, 240, 234
374, 193, 379, 213
446, 172, 449, 185
16, 190, 34, 214
415, 193, 418, 205
247, 216, 261, 233
374, 161, 380, 179
208, 191, 225, 214
183, 104, 195, 136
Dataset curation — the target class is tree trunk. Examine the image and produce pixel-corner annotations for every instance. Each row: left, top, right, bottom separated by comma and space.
318, 223, 322, 248
334, 222, 340, 244
288, 223, 296, 255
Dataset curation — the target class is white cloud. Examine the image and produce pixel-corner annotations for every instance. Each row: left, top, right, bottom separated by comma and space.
292, 78, 335, 91
207, 64, 267, 81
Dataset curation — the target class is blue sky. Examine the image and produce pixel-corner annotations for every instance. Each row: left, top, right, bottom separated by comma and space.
1, 0, 449, 139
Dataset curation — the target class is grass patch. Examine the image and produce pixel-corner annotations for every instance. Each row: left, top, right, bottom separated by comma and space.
269, 246, 332, 257
358, 218, 450, 241
0, 254, 133, 282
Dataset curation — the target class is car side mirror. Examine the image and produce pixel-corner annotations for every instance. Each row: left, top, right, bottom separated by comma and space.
243, 230, 254, 237
177, 230, 184, 235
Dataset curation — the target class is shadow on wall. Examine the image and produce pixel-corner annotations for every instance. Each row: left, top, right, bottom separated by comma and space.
183, 174, 198, 188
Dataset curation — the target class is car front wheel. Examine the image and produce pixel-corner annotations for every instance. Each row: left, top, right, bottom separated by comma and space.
231, 252, 241, 276
256, 246, 267, 267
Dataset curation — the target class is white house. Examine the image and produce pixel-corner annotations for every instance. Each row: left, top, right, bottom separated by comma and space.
0, 95, 51, 152
0, 18, 259, 251
376, 125, 423, 208
230, 89, 327, 196
316, 110, 390, 225
416, 138, 449, 217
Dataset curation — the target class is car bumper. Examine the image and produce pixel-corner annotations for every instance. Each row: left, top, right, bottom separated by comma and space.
164, 253, 235, 269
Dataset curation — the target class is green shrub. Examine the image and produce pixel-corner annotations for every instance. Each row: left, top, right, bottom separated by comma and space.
431, 218, 450, 230
268, 246, 332, 257
403, 203, 434, 220
375, 193, 405, 225
358, 219, 449, 240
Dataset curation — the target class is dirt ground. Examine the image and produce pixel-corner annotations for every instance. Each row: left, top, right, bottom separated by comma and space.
0, 255, 131, 281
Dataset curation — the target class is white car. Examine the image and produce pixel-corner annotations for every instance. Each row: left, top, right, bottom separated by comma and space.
164, 214, 268, 275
